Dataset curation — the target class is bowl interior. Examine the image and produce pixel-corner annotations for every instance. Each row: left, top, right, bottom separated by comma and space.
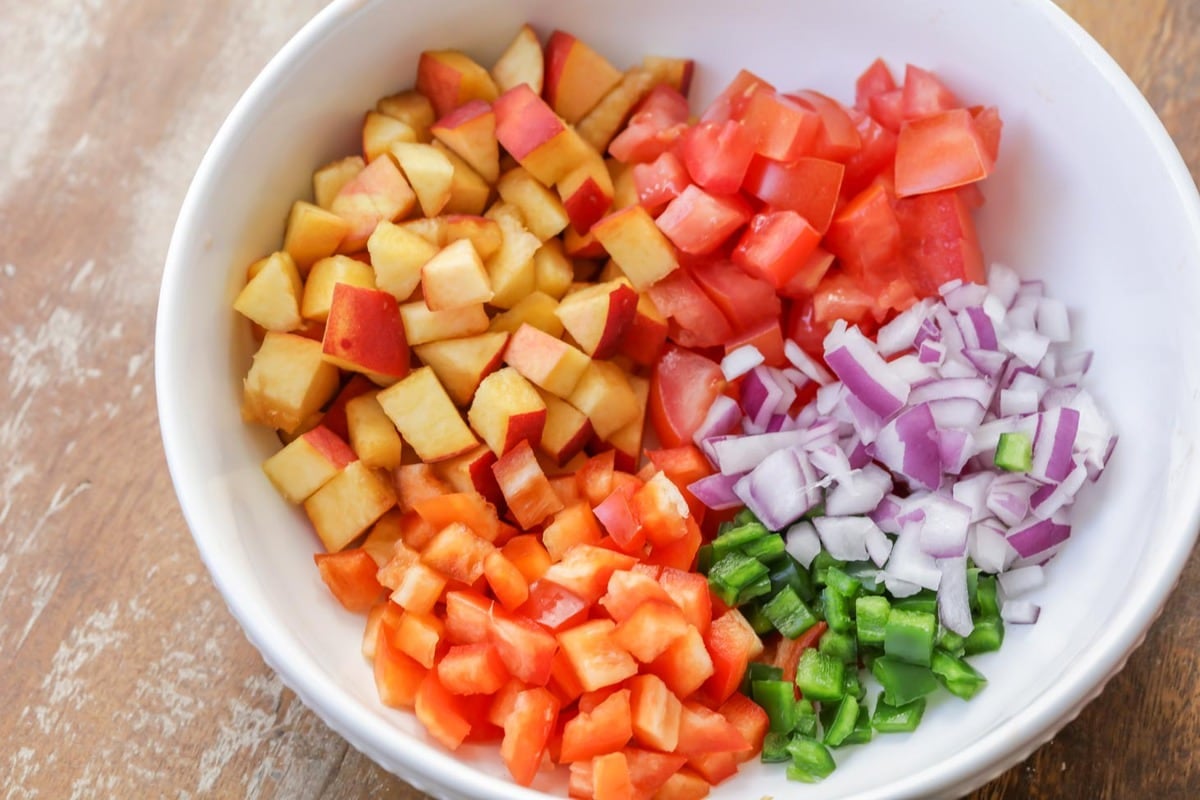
157, 0, 1200, 798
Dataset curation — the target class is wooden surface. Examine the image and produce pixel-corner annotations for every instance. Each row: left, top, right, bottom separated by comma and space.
1, 0, 1197, 797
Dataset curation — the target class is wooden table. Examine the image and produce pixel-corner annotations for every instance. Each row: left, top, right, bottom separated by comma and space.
1, 1, 1196, 796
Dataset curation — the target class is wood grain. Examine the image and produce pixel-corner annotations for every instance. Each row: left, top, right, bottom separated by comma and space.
0, 1, 1195, 798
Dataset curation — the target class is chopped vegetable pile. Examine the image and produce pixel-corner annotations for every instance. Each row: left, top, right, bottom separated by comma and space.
232, 20, 1113, 799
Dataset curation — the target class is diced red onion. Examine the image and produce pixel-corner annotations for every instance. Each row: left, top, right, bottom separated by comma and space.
779, 366, 811, 391
951, 472, 995, 522
844, 393, 883, 445
1030, 406, 1080, 483
925, 397, 987, 431
883, 575, 924, 598
909, 377, 995, 407
825, 463, 892, 516
765, 413, 796, 433
785, 520, 822, 568
823, 322, 911, 418
936, 556, 975, 636
733, 448, 819, 530
768, 366, 798, 412
919, 340, 947, 365
784, 339, 833, 386
813, 516, 877, 562
987, 263, 1021, 308
957, 305, 999, 350
693, 394, 741, 447
741, 366, 786, 429
815, 381, 845, 416
710, 429, 809, 474
997, 564, 1045, 599
999, 388, 1039, 417
961, 347, 1008, 377
943, 281, 990, 312
870, 495, 904, 534
1007, 517, 1071, 558
968, 521, 1018, 573
1030, 462, 1088, 519
871, 403, 941, 491
937, 427, 974, 475
866, 524, 894, 567
687, 472, 745, 510
1000, 599, 1041, 624
883, 526, 942, 591
809, 445, 852, 482
720, 344, 764, 380
915, 494, 971, 558
986, 473, 1038, 527
1001, 327, 1050, 368
877, 299, 934, 357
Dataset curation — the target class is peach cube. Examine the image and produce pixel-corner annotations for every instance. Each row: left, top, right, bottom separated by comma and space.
303, 460, 397, 552
376, 366, 479, 462
421, 239, 494, 310
261, 424, 357, 504
234, 251, 303, 332
468, 367, 547, 456
243, 332, 341, 435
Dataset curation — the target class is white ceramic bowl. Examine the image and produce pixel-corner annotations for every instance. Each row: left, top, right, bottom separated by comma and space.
156, 1, 1200, 797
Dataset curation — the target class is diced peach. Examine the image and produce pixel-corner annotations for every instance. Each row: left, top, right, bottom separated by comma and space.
398, 300, 490, 345
591, 205, 679, 291
543, 30, 624, 124
303, 460, 397, 552
367, 220, 437, 302
431, 99, 500, 185
415, 49, 500, 119
376, 90, 436, 142
554, 279, 638, 359
567, 360, 641, 440
346, 392, 404, 469
243, 332, 341, 435
489, 291, 563, 338
421, 239, 494, 310
321, 284, 410, 382
282, 201, 351, 274
313, 155, 365, 210
376, 366, 479, 462
389, 142, 454, 218
330, 152, 417, 252
234, 251, 303, 332
503, 323, 591, 398
490, 24, 544, 95
496, 167, 570, 241
468, 367, 547, 456
412, 330, 508, 407
494, 84, 592, 186
261, 424, 357, 503
300, 254, 376, 322
533, 238, 574, 299
362, 110, 417, 162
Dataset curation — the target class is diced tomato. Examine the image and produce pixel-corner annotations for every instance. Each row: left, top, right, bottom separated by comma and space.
593, 484, 645, 553
501, 534, 553, 583
609, 85, 691, 164
738, 89, 821, 162
648, 346, 724, 449
855, 57, 898, 110
811, 271, 880, 327
647, 269, 735, 348
542, 544, 639, 604
625, 749, 689, 798
784, 295, 832, 358
645, 446, 713, 494
543, 502, 605, 561
483, 550, 529, 610
520, 578, 591, 632
895, 108, 994, 197
560, 688, 633, 762
501, 687, 560, 786
703, 609, 762, 705
722, 315, 786, 368
787, 90, 862, 162
373, 628, 427, 708
394, 465, 452, 514
657, 567, 712, 634
613, 601, 690, 662
492, 440, 565, 529
773, 620, 828, 684
717, 693, 769, 763
557, 619, 640, 692
651, 768, 711, 800
675, 701, 750, 756
777, 246, 836, 301
645, 514, 703, 572
575, 450, 616, 507
648, 626, 714, 698
869, 87, 905, 133
970, 105, 1003, 163
688, 256, 781, 333
731, 210, 822, 290
592, 751, 636, 800
313, 549, 387, 612
678, 121, 756, 195
415, 671, 473, 750
633, 151, 691, 214
700, 69, 775, 124
655, 184, 753, 255
825, 181, 904, 291
901, 64, 960, 120
444, 590, 495, 645
437, 642, 509, 695
842, 109, 899, 199
894, 187, 986, 296
741, 156, 844, 234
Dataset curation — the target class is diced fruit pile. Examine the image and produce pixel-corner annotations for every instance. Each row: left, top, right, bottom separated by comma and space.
228, 19, 1065, 798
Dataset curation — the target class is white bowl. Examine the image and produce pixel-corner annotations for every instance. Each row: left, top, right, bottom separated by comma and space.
156, 1, 1200, 798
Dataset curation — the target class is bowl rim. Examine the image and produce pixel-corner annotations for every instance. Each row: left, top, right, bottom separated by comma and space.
155, 0, 1200, 797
